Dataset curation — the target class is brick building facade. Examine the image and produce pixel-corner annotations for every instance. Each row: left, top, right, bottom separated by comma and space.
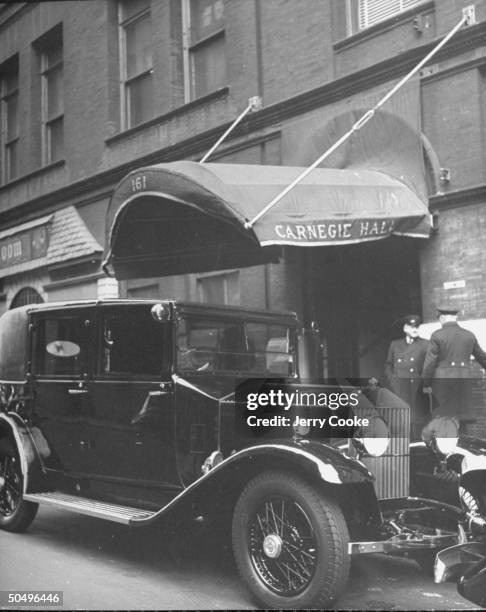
1, 0, 486, 431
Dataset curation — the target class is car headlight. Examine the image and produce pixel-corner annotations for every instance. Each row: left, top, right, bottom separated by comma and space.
435, 436, 458, 455
352, 416, 389, 457
422, 416, 459, 456
151, 303, 171, 322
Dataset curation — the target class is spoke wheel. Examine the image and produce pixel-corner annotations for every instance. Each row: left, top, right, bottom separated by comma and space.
459, 486, 486, 516
249, 496, 317, 596
232, 471, 349, 609
0, 439, 38, 532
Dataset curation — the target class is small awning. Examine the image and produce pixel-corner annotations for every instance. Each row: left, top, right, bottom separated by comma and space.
103, 161, 431, 279
0, 206, 103, 279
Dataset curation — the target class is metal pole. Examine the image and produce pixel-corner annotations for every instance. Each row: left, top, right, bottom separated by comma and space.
244, 13, 469, 230
200, 96, 262, 163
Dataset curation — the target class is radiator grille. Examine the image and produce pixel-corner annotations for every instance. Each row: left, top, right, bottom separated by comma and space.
360, 403, 410, 499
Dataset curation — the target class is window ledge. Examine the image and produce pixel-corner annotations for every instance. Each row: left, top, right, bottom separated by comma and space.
0, 159, 65, 193
197, 268, 239, 279
44, 271, 105, 291
105, 86, 230, 146
334, 0, 434, 52
189, 28, 225, 51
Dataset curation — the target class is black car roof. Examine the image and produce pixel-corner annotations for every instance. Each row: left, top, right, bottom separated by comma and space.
22, 299, 299, 325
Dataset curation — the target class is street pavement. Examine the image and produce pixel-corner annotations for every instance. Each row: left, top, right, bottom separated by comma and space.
0, 506, 481, 610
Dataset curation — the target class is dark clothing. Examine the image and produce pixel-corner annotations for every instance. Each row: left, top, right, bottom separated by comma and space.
422, 322, 486, 419
384, 337, 429, 430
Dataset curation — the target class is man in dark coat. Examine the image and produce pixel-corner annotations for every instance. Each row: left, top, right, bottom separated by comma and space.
384, 314, 429, 439
422, 306, 486, 428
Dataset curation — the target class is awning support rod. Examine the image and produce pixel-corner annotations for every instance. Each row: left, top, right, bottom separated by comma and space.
244, 11, 471, 230
200, 96, 262, 163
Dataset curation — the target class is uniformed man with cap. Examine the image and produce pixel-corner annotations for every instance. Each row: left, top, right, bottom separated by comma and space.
422, 306, 486, 428
384, 314, 429, 438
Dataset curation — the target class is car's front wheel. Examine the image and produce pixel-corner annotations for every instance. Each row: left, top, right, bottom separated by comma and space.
0, 439, 38, 532
232, 471, 350, 609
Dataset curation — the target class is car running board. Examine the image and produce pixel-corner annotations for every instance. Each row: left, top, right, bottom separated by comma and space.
24, 492, 156, 525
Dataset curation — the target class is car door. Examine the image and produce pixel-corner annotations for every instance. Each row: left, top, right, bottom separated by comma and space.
31, 307, 96, 476
88, 304, 179, 494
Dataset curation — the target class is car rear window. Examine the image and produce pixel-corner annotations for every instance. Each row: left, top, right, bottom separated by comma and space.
34, 315, 90, 376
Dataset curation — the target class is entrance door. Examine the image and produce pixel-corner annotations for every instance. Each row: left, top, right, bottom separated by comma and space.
304, 238, 422, 380
32, 307, 96, 476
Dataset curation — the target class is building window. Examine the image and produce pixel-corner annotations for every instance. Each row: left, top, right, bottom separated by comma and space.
119, 0, 154, 128
182, 0, 226, 101
347, 0, 423, 33
10, 287, 44, 309
197, 271, 239, 306
38, 26, 64, 165
0, 55, 19, 183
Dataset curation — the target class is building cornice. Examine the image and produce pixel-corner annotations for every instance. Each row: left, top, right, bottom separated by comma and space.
105, 87, 230, 147
1, 19, 485, 225
0, 2, 33, 32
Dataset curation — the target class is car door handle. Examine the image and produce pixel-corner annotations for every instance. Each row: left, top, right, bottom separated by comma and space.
68, 386, 89, 395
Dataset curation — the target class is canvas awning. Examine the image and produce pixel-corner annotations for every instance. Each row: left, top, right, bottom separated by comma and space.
103, 161, 431, 279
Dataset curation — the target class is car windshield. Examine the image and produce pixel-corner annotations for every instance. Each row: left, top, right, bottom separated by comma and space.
176, 316, 296, 377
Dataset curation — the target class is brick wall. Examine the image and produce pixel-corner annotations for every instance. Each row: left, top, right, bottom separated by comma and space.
1, 0, 484, 207
0, 2, 110, 183
422, 69, 485, 189
224, 0, 259, 106
420, 202, 486, 438
420, 202, 486, 322
64, 2, 110, 180
258, 0, 332, 105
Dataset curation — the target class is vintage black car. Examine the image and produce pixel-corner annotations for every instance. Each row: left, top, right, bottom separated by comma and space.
0, 299, 485, 609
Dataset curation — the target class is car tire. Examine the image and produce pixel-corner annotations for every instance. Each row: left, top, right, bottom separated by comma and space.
0, 439, 38, 532
232, 470, 350, 609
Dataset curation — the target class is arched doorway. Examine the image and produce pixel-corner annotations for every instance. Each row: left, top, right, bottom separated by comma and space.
10, 287, 44, 309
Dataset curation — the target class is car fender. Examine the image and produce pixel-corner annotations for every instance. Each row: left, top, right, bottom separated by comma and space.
213, 441, 374, 485
458, 448, 486, 474
133, 440, 375, 526
446, 444, 486, 493
457, 555, 486, 607
0, 413, 47, 493
440, 442, 486, 515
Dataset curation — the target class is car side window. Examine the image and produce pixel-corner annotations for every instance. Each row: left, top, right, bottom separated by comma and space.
34, 315, 90, 376
176, 317, 296, 375
246, 322, 295, 376
100, 308, 167, 378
